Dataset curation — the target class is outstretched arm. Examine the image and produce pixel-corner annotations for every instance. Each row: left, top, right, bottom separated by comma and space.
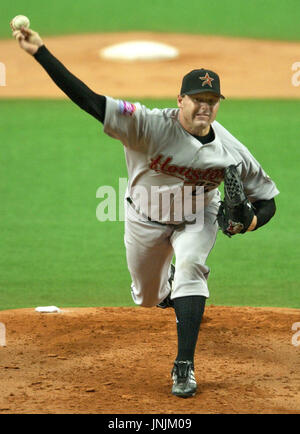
11, 27, 106, 123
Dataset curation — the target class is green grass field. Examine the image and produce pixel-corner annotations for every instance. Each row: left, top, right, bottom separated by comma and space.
1, 0, 300, 41
0, 98, 299, 310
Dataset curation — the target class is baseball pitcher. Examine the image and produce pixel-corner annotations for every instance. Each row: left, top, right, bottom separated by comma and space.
12, 27, 279, 398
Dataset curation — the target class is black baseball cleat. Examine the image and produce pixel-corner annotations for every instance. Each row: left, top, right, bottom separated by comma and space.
171, 361, 197, 398
156, 292, 174, 309
156, 264, 175, 309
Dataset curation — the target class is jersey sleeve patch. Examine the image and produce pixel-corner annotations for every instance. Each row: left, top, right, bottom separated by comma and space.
118, 100, 136, 116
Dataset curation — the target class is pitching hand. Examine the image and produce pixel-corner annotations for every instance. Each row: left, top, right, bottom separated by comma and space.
11, 25, 44, 55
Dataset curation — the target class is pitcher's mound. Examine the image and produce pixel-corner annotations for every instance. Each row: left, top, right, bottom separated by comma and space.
0, 305, 300, 414
2, 32, 300, 98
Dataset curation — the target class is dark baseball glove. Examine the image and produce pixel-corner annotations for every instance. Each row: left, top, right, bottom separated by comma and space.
217, 164, 255, 237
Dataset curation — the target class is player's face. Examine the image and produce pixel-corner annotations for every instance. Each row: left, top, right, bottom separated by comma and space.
177, 92, 220, 136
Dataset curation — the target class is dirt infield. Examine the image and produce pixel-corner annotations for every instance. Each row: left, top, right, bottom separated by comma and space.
1, 31, 300, 99
0, 305, 300, 414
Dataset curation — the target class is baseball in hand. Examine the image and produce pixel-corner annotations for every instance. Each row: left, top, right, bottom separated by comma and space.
11, 15, 30, 30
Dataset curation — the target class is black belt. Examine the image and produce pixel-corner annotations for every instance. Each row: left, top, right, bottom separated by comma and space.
126, 197, 165, 224
126, 197, 192, 229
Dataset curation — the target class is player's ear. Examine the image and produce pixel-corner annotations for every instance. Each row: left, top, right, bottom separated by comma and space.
177, 94, 184, 108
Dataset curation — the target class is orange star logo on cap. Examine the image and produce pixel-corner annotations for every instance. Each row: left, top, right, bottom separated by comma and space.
199, 72, 214, 88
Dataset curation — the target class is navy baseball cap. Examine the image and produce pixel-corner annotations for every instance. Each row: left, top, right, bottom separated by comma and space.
180, 68, 225, 99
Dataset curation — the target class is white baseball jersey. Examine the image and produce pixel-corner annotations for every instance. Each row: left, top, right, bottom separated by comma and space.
103, 97, 279, 224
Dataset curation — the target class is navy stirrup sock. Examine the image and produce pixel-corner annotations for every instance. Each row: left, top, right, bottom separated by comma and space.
173, 295, 206, 367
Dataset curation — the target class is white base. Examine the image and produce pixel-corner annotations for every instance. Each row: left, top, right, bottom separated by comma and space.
100, 40, 179, 61
35, 306, 61, 313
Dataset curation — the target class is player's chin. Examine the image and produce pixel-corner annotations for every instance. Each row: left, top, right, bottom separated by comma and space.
193, 118, 210, 128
